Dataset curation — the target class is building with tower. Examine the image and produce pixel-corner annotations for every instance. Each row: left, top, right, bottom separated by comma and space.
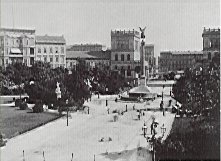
0, 28, 36, 67
110, 29, 141, 79
202, 27, 220, 62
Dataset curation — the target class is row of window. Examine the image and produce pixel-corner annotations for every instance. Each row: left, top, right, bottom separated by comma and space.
37, 56, 65, 63
4, 48, 34, 55
5, 38, 35, 46
37, 46, 64, 54
114, 65, 131, 70
114, 54, 130, 61
4, 57, 34, 65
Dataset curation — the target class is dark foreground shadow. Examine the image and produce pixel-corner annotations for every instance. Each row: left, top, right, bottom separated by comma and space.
101, 147, 152, 160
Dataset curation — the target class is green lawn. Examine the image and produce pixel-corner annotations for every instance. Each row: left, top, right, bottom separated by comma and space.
0, 105, 60, 139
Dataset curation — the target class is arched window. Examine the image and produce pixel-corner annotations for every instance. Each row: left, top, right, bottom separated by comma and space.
115, 54, 118, 61
127, 54, 130, 61
121, 54, 124, 61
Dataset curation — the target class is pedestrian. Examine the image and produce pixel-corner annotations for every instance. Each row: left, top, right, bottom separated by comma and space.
107, 108, 110, 114
150, 123, 153, 134
133, 104, 135, 110
143, 112, 145, 116
126, 104, 127, 112
138, 114, 140, 120
88, 107, 90, 114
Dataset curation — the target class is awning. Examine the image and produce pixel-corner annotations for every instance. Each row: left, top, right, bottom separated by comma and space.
10, 48, 22, 54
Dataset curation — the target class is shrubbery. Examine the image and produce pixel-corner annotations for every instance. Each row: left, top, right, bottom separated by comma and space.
33, 102, 44, 113
19, 102, 28, 110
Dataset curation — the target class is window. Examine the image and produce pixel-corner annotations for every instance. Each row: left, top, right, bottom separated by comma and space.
24, 59, 27, 65
44, 47, 47, 53
50, 57, 53, 62
115, 54, 118, 61
30, 57, 34, 65
37, 56, 41, 60
135, 41, 138, 51
56, 56, 59, 62
208, 52, 211, 60
70, 62, 73, 67
55, 47, 58, 53
121, 54, 124, 61
30, 48, 34, 55
44, 57, 47, 62
115, 65, 118, 70
50, 47, 53, 53
127, 54, 130, 61
61, 47, 64, 53
61, 56, 64, 63
38, 47, 41, 53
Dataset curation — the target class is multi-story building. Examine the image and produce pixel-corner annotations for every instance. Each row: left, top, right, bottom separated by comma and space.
0, 28, 36, 67
35, 35, 66, 68
66, 50, 111, 70
110, 29, 141, 78
144, 44, 156, 78
68, 44, 104, 52
159, 51, 203, 73
202, 27, 220, 61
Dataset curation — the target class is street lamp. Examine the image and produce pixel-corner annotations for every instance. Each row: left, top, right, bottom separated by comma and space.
106, 88, 108, 106
161, 124, 166, 137
142, 123, 147, 137
146, 121, 158, 161
66, 99, 69, 126
170, 85, 172, 96
162, 85, 165, 101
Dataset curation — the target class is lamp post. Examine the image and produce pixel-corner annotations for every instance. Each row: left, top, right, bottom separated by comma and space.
142, 123, 147, 137
162, 85, 165, 101
161, 124, 166, 137
170, 85, 172, 96
66, 99, 69, 126
161, 85, 165, 116
146, 121, 157, 161
106, 88, 108, 106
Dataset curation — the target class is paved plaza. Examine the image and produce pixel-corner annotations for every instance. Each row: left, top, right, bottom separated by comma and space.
1, 88, 176, 161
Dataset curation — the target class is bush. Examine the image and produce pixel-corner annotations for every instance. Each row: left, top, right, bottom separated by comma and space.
15, 99, 22, 107
33, 102, 43, 113
19, 102, 27, 110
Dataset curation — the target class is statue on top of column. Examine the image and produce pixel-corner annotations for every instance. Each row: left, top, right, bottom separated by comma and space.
139, 27, 146, 39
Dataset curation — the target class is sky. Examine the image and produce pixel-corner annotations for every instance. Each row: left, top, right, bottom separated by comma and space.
1, 0, 220, 57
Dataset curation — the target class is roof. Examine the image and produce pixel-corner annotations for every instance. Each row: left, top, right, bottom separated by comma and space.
129, 85, 152, 94
0, 28, 35, 34
161, 51, 203, 55
66, 50, 111, 59
36, 35, 65, 44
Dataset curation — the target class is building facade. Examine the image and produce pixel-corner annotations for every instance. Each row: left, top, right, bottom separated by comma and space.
159, 51, 203, 73
202, 27, 220, 61
35, 35, 66, 68
66, 50, 111, 70
0, 28, 36, 67
144, 44, 156, 78
68, 44, 104, 52
110, 29, 141, 78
